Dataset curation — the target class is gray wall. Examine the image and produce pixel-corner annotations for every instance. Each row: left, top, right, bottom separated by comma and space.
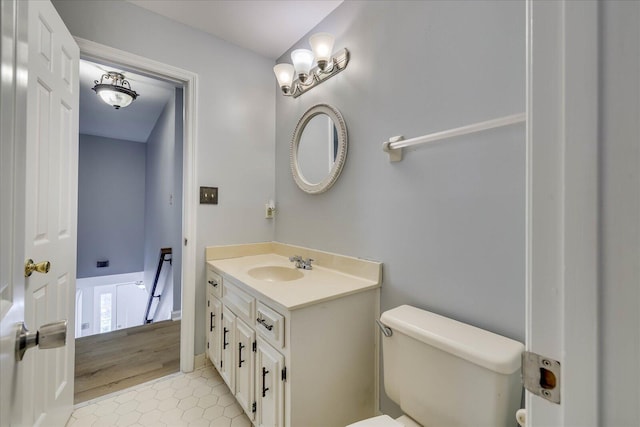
77, 134, 146, 278
599, 1, 640, 425
53, 0, 276, 355
274, 0, 525, 415
143, 90, 181, 315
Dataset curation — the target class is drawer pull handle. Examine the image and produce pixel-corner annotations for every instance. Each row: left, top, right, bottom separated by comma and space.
223, 327, 229, 349
257, 317, 274, 331
262, 367, 270, 397
238, 342, 245, 368
208, 279, 219, 287
210, 313, 215, 331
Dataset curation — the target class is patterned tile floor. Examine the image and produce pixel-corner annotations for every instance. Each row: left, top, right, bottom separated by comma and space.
66, 364, 251, 427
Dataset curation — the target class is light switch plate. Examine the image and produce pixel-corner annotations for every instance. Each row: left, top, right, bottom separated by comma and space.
200, 187, 218, 204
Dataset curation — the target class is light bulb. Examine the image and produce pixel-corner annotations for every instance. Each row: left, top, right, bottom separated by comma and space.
273, 63, 295, 94
291, 49, 314, 82
309, 33, 335, 72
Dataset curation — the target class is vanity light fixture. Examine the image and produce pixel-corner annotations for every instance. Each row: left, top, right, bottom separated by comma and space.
92, 71, 139, 110
273, 32, 349, 98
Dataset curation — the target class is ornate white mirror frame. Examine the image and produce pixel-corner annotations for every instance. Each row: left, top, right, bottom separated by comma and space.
290, 104, 348, 194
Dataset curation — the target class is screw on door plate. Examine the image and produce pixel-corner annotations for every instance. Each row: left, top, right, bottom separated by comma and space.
200, 187, 218, 204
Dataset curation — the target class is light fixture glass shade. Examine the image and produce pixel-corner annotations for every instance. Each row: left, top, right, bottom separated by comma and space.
309, 33, 335, 64
92, 72, 138, 110
273, 63, 295, 92
96, 88, 135, 109
291, 49, 314, 78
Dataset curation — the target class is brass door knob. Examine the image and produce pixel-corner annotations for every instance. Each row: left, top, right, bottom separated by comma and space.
24, 259, 51, 277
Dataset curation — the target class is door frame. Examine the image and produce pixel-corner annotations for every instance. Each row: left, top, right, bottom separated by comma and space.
75, 37, 198, 372
525, 0, 599, 424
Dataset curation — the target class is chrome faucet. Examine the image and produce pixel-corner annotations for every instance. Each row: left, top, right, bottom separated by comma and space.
289, 255, 314, 270
289, 255, 303, 268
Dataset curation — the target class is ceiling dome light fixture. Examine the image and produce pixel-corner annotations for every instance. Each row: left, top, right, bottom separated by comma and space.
92, 71, 139, 109
273, 32, 349, 98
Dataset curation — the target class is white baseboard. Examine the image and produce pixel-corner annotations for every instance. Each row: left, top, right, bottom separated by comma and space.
171, 310, 181, 321
194, 353, 207, 369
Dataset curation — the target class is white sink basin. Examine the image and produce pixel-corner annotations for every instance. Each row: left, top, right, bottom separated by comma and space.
248, 266, 304, 282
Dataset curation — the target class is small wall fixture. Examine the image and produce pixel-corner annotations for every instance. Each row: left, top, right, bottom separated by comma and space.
92, 71, 138, 109
273, 33, 349, 98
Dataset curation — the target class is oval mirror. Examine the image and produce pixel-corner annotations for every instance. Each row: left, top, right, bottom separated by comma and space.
291, 104, 347, 194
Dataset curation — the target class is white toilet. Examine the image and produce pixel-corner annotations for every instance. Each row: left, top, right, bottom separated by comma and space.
348, 305, 524, 427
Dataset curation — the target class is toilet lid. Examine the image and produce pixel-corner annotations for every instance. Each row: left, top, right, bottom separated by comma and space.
346, 415, 404, 427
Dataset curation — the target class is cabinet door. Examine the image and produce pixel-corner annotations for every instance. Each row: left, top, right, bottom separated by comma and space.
256, 338, 285, 427
206, 287, 215, 364
209, 296, 222, 368
235, 318, 256, 420
220, 306, 236, 393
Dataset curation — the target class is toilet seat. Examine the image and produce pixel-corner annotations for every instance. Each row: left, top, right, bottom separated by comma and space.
347, 414, 421, 427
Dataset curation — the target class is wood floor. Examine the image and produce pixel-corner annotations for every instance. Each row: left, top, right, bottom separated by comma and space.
74, 320, 180, 404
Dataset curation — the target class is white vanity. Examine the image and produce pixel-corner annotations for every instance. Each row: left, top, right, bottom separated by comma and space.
205, 242, 382, 427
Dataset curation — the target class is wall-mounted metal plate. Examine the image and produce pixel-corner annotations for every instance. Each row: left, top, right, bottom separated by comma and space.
200, 187, 218, 204
522, 351, 561, 404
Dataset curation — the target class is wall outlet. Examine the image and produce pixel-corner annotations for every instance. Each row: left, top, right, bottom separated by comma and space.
200, 187, 218, 204
265, 203, 275, 219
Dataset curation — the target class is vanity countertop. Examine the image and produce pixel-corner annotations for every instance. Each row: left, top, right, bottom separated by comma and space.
206, 243, 382, 311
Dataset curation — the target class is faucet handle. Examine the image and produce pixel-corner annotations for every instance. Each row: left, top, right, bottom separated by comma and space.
289, 255, 302, 262
302, 258, 314, 270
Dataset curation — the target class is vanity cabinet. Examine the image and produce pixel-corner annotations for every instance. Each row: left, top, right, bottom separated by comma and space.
206, 271, 286, 425
205, 257, 378, 427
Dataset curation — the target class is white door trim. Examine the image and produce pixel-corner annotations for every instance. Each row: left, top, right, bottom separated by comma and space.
74, 37, 198, 372
525, 0, 598, 424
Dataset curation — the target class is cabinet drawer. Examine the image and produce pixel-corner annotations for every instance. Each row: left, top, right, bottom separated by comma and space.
206, 268, 223, 298
256, 302, 284, 349
223, 281, 255, 326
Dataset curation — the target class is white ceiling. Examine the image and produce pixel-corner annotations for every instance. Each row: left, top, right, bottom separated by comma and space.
126, 0, 343, 59
81, 1, 343, 141
79, 59, 175, 143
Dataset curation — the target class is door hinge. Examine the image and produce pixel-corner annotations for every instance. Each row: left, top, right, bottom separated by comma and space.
207, 342, 209, 349
252, 341, 257, 352
522, 351, 561, 404
184, 238, 188, 246
220, 360, 223, 369
208, 300, 210, 307
252, 402, 256, 413
281, 367, 287, 382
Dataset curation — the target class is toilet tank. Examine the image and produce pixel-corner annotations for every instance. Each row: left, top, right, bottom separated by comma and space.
380, 305, 524, 427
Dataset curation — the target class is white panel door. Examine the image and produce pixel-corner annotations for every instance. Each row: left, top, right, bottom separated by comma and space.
1, 1, 79, 426
0, 0, 26, 424
256, 338, 284, 427
235, 318, 255, 420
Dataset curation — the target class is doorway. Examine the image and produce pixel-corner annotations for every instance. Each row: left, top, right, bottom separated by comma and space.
74, 57, 184, 402
75, 58, 183, 339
